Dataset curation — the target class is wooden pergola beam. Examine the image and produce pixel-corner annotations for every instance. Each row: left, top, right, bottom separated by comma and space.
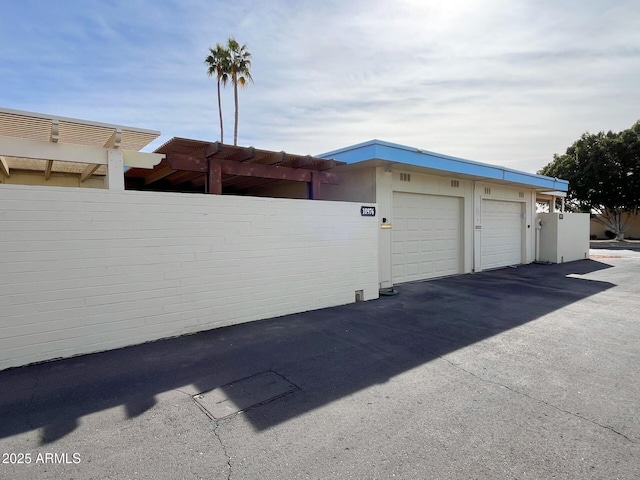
205, 142, 223, 158
190, 175, 206, 188
166, 154, 339, 182
221, 146, 255, 162
289, 156, 314, 168
44, 160, 53, 180
167, 154, 208, 172
0, 156, 10, 177
103, 128, 122, 148
167, 170, 204, 186
314, 159, 337, 170
271, 151, 288, 165
144, 165, 176, 185
217, 159, 314, 182
208, 159, 222, 195
80, 163, 101, 182
165, 154, 340, 195
310, 170, 321, 200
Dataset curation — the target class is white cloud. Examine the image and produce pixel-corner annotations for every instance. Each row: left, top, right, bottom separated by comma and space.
0, 0, 638, 173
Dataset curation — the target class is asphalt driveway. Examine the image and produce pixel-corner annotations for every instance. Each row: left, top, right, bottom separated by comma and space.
1, 257, 639, 479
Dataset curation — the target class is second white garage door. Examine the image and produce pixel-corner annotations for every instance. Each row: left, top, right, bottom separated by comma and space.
392, 192, 462, 284
481, 199, 523, 270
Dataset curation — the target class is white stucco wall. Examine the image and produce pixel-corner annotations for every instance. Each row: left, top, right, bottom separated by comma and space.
0, 184, 379, 370
538, 212, 590, 263
319, 167, 377, 203
538, 213, 558, 263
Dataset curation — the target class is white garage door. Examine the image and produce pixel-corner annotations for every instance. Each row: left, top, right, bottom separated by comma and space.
481, 200, 523, 270
392, 192, 462, 284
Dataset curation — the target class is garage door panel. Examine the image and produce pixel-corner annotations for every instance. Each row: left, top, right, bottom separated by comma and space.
406, 240, 420, 254
420, 239, 433, 252
421, 218, 433, 230
481, 200, 522, 270
392, 192, 462, 284
407, 218, 420, 231
421, 262, 434, 275
434, 239, 447, 251
407, 264, 420, 276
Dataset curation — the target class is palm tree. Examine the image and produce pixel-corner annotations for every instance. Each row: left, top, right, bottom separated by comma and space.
226, 36, 253, 146
205, 44, 230, 143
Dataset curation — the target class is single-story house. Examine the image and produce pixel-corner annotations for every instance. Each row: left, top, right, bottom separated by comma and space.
238, 140, 586, 287
0, 107, 589, 370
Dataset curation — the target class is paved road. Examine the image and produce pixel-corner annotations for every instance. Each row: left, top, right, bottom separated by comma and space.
590, 241, 640, 254
1, 257, 639, 479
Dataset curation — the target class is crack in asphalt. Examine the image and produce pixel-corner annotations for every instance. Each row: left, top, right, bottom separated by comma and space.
187, 391, 233, 479
213, 420, 233, 480
440, 356, 638, 445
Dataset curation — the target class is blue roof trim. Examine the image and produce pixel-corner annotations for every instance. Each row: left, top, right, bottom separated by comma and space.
319, 139, 569, 192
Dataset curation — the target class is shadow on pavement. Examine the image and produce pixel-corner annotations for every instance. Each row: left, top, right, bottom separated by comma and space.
0, 260, 614, 442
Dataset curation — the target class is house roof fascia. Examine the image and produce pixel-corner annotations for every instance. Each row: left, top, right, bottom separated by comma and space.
319, 139, 569, 192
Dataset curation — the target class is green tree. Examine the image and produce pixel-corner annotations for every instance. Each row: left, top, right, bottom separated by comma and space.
226, 36, 253, 146
539, 121, 640, 240
205, 43, 230, 143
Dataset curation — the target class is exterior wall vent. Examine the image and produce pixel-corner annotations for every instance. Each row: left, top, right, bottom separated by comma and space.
400, 173, 411, 182
519, 191, 525, 198
484, 187, 491, 195
451, 179, 460, 188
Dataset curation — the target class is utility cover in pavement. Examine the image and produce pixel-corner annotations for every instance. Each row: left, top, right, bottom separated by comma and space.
193, 371, 298, 419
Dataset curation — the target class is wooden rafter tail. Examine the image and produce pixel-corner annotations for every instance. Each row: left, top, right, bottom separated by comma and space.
223, 146, 255, 162
289, 156, 314, 169
205, 142, 223, 158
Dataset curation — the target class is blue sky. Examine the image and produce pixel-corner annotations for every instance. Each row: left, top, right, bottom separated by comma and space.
1, 0, 638, 173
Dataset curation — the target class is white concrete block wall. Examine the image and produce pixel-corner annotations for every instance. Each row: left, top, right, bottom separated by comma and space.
0, 185, 379, 370
538, 212, 590, 263
557, 213, 590, 262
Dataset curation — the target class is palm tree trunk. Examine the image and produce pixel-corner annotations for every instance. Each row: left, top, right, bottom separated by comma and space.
217, 79, 224, 143
233, 75, 239, 146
